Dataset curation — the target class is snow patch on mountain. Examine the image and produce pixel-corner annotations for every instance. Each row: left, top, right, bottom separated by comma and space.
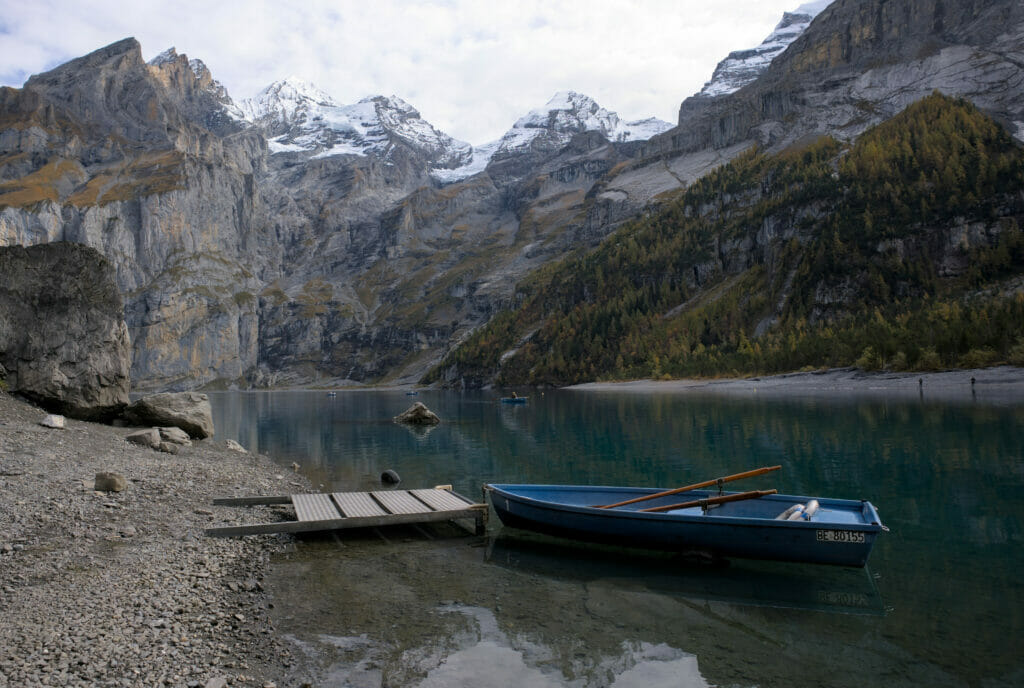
431, 140, 500, 184
697, 0, 833, 98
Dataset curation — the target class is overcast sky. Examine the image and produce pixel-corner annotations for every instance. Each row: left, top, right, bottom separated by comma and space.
0, 0, 818, 144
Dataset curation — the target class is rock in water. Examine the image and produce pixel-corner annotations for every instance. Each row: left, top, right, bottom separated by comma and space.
393, 402, 441, 425
123, 393, 215, 439
0, 243, 131, 421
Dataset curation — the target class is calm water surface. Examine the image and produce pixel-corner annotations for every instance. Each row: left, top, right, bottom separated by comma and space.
209, 389, 1024, 687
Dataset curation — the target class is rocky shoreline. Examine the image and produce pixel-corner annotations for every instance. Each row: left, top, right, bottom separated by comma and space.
0, 392, 314, 688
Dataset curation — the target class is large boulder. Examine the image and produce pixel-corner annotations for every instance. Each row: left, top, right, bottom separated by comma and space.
123, 392, 214, 439
393, 401, 441, 425
0, 243, 131, 421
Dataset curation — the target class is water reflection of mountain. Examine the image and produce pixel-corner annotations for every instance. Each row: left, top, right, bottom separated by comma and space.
217, 389, 1024, 686
269, 531, 905, 688
487, 532, 886, 616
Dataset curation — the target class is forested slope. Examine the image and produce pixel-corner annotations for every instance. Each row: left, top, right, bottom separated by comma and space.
425, 94, 1024, 387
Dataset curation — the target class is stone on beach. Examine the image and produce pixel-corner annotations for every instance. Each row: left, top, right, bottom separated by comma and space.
158, 426, 192, 446
39, 414, 66, 429
125, 428, 162, 450
393, 401, 441, 425
123, 392, 215, 439
94, 471, 127, 492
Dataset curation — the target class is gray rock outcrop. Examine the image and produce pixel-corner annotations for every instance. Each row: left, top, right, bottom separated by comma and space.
123, 392, 214, 439
0, 243, 131, 420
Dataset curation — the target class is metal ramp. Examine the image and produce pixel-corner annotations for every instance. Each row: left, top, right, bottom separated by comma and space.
205, 486, 486, 537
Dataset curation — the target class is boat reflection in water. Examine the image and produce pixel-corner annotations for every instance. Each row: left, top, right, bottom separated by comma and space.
486, 530, 885, 616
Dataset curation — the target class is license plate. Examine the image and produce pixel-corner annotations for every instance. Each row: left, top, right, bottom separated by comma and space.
816, 529, 865, 544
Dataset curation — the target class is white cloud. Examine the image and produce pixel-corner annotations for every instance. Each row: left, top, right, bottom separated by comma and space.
0, 0, 812, 144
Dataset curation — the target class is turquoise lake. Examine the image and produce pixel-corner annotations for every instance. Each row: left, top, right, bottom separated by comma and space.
209, 388, 1024, 687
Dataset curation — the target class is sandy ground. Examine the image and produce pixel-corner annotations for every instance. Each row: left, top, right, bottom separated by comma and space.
567, 366, 1024, 404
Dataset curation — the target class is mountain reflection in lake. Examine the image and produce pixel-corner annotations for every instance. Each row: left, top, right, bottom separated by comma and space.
208, 389, 1024, 687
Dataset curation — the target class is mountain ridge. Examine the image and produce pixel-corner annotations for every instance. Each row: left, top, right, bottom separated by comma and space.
2, 0, 1021, 391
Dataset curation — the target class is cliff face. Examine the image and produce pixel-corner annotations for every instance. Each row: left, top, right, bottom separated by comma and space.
0, 39, 270, 390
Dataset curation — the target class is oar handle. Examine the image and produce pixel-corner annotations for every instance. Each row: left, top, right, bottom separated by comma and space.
595, 465, 781, 509
639, 489, 777, 513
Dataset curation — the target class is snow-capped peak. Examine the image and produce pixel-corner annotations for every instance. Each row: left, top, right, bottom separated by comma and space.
501, 90, 671, 151
242, 81, 470, 166
512, 91, 620, 137
432, 92, 672, 184
240, 77, 337, 125
697, 0, 834, 98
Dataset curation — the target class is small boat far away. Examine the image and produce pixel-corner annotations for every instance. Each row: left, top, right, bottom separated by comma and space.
500, 393, 527, 404
486, 472, 886, 567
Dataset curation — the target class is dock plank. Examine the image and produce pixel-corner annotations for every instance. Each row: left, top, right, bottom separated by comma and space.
293, 493, 341, 521
333, 492, 388, 518
411, 489, 473, 512
206, 487, 486, 537
372, 490, 433, 514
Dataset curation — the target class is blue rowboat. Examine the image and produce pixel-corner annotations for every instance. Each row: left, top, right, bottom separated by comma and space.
500, 396, 527, 404
486, 483, 887, 567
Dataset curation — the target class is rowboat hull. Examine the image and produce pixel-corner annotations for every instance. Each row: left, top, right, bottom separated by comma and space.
486, 484, 885, 567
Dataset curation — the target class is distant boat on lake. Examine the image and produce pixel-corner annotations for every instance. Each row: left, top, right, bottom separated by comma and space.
500, 395, 527, 404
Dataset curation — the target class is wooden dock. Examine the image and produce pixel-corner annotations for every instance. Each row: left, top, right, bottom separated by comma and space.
205, 486, 486, 537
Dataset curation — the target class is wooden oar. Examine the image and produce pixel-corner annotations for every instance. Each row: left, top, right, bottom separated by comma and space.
594, 465, 781, 509
639, 489, 777, 513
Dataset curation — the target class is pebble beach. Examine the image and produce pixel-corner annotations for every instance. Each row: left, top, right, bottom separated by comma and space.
0, 392, 313, 688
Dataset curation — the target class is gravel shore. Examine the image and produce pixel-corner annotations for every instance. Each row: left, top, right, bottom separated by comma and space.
568, 366, 1024, 404
0, 392, 314, 688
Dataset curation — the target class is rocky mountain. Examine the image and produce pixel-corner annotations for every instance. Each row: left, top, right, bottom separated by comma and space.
0, 37, 674, 390
697, 0, 833, 97
654, 0, 1024, 158
2, 0, 1021, 392
427, 92, 1024, 387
